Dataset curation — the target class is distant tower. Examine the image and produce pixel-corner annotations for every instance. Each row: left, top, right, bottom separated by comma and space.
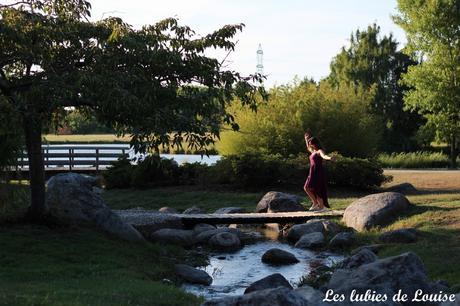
256, 44, 264, 74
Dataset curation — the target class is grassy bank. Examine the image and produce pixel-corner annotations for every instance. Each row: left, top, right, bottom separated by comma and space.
1, 170, 459, 305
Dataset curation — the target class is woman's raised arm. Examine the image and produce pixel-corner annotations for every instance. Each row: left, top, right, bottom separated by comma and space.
318, 149, 336, 161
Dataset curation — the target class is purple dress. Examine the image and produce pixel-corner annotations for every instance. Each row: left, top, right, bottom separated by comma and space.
304, 151, 330, 208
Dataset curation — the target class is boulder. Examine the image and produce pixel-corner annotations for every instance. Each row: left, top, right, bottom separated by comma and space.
202, 287, 308, 306
295, 285, 329, 306
321, 220, 341, 234
261, 248, 299, 265
256, 191, 304, 213
295, 232, 325, 249
150, 228, 195, 246
378, 228, 418, 243
208, 232, 241, 251
183, 206, 206, 214
386, 182, 418, 195
175, 264, 212, 285
336, 248, 378, 269
46, 173, 144, 242
244, 273, 293, 294
193, 223, 217, 234
195, 227, 242, 244
350, 244, 384, 255
327, 252, 445, 305
342, 192, 410, 231
329, 231, 356, 249
287, 220, 325, 242
440, 293, 460, 306
158, 207, 179, 214
214, 207, 247, 214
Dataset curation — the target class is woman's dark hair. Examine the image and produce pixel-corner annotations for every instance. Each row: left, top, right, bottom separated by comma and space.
308, 137, 322, 150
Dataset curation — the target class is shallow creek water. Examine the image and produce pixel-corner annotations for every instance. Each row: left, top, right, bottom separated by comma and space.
182, 229, 344, 299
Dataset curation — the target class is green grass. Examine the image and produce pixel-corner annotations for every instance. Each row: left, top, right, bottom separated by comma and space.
377, 151, 458, 169
0, 224, 203, 306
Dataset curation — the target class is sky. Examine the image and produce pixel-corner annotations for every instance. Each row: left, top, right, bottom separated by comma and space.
89, 0, 406, 88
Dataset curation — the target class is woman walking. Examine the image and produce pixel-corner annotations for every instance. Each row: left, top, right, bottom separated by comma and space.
303, 133, 335, 212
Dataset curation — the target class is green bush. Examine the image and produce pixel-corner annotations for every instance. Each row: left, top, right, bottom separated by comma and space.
217, 80, 381, 158
104, 153, 390, 190
204, 153, 390, 190
103, 157, 134, 189
377, 151, 455, 168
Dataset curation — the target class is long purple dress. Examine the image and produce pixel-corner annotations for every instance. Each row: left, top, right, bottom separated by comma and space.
304, 151, 330, 208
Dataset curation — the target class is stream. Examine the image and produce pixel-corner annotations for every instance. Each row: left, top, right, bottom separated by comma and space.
182, 229, 344, 299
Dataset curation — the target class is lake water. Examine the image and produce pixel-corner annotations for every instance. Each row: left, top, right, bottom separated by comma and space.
20, 144, 221, 168
182, 234, 344, 300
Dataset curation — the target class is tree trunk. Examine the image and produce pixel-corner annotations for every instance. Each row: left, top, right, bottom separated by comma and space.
24, 115, 46, 220
450, 134, 458, 169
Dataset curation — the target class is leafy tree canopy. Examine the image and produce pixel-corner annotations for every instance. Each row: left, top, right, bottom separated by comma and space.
0, 0, 266, 217
328, 23, 422, 152
393, 0, 460, 167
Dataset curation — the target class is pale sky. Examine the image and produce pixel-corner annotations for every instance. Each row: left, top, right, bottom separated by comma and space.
89, 0, 406, 88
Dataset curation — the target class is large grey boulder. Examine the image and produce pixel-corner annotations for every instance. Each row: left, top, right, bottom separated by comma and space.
379, 228, 418, 243
150, 228, 196, 246
244, 273, 293, 294
295, 285, 329, 306
287, 219, 325, 242
261, 248, 299, 265
175, 264, 212, 285
295, 232, 325, 249
327, 252, 445, 305
202, 287, 309, 306
208, 232, 241, 251
214, 207, 246, 214
256, 191, 304, 213
342, 192, 410, 231
336, 248, 378, 269
46, 173, 144, 242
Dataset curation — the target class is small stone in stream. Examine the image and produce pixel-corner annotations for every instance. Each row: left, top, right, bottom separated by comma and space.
350, 244, 384, 255
286, 220, 325, 243
261, 248, 300, 265
294, 232, 325, 249
244, 273, 293, 294
175, 264, 212, 285
208, 232, 241, 251
217, 256, 226, 260
378, 228, 418, 243
158, 207, 178, 214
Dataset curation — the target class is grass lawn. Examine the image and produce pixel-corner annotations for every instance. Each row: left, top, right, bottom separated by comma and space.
1, 169, 459, 305
42, 134, 132, 144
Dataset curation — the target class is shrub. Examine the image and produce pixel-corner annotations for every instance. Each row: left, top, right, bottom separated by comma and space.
103, 157, 134, 189
377, 151, 455, 169
130, 155, 181, 187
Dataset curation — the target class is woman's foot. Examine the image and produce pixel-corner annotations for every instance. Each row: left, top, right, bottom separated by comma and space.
309, 203, 320, 211
315, 206, 330, 212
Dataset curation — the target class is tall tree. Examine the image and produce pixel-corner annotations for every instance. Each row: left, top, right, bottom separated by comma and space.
394, 0, 460, 168
329, 24, 422, 152
0, 0, 266, 220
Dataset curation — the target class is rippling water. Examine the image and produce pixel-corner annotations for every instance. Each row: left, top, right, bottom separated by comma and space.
182, 237, 344, 299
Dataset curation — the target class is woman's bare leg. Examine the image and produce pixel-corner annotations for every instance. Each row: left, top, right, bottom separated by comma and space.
304, 187, 319, 208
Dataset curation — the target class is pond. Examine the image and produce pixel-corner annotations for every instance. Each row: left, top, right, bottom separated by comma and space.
182, 230, 344, 300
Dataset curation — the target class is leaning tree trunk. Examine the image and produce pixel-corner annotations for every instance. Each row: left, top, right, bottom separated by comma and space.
450, 134, 458, 169
23, 115, 46, 220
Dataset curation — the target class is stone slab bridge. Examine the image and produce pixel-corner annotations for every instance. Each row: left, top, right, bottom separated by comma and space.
115, 209, 345, 231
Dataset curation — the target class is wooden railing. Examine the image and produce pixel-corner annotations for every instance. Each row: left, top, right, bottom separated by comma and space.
16, 145, 130, 172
